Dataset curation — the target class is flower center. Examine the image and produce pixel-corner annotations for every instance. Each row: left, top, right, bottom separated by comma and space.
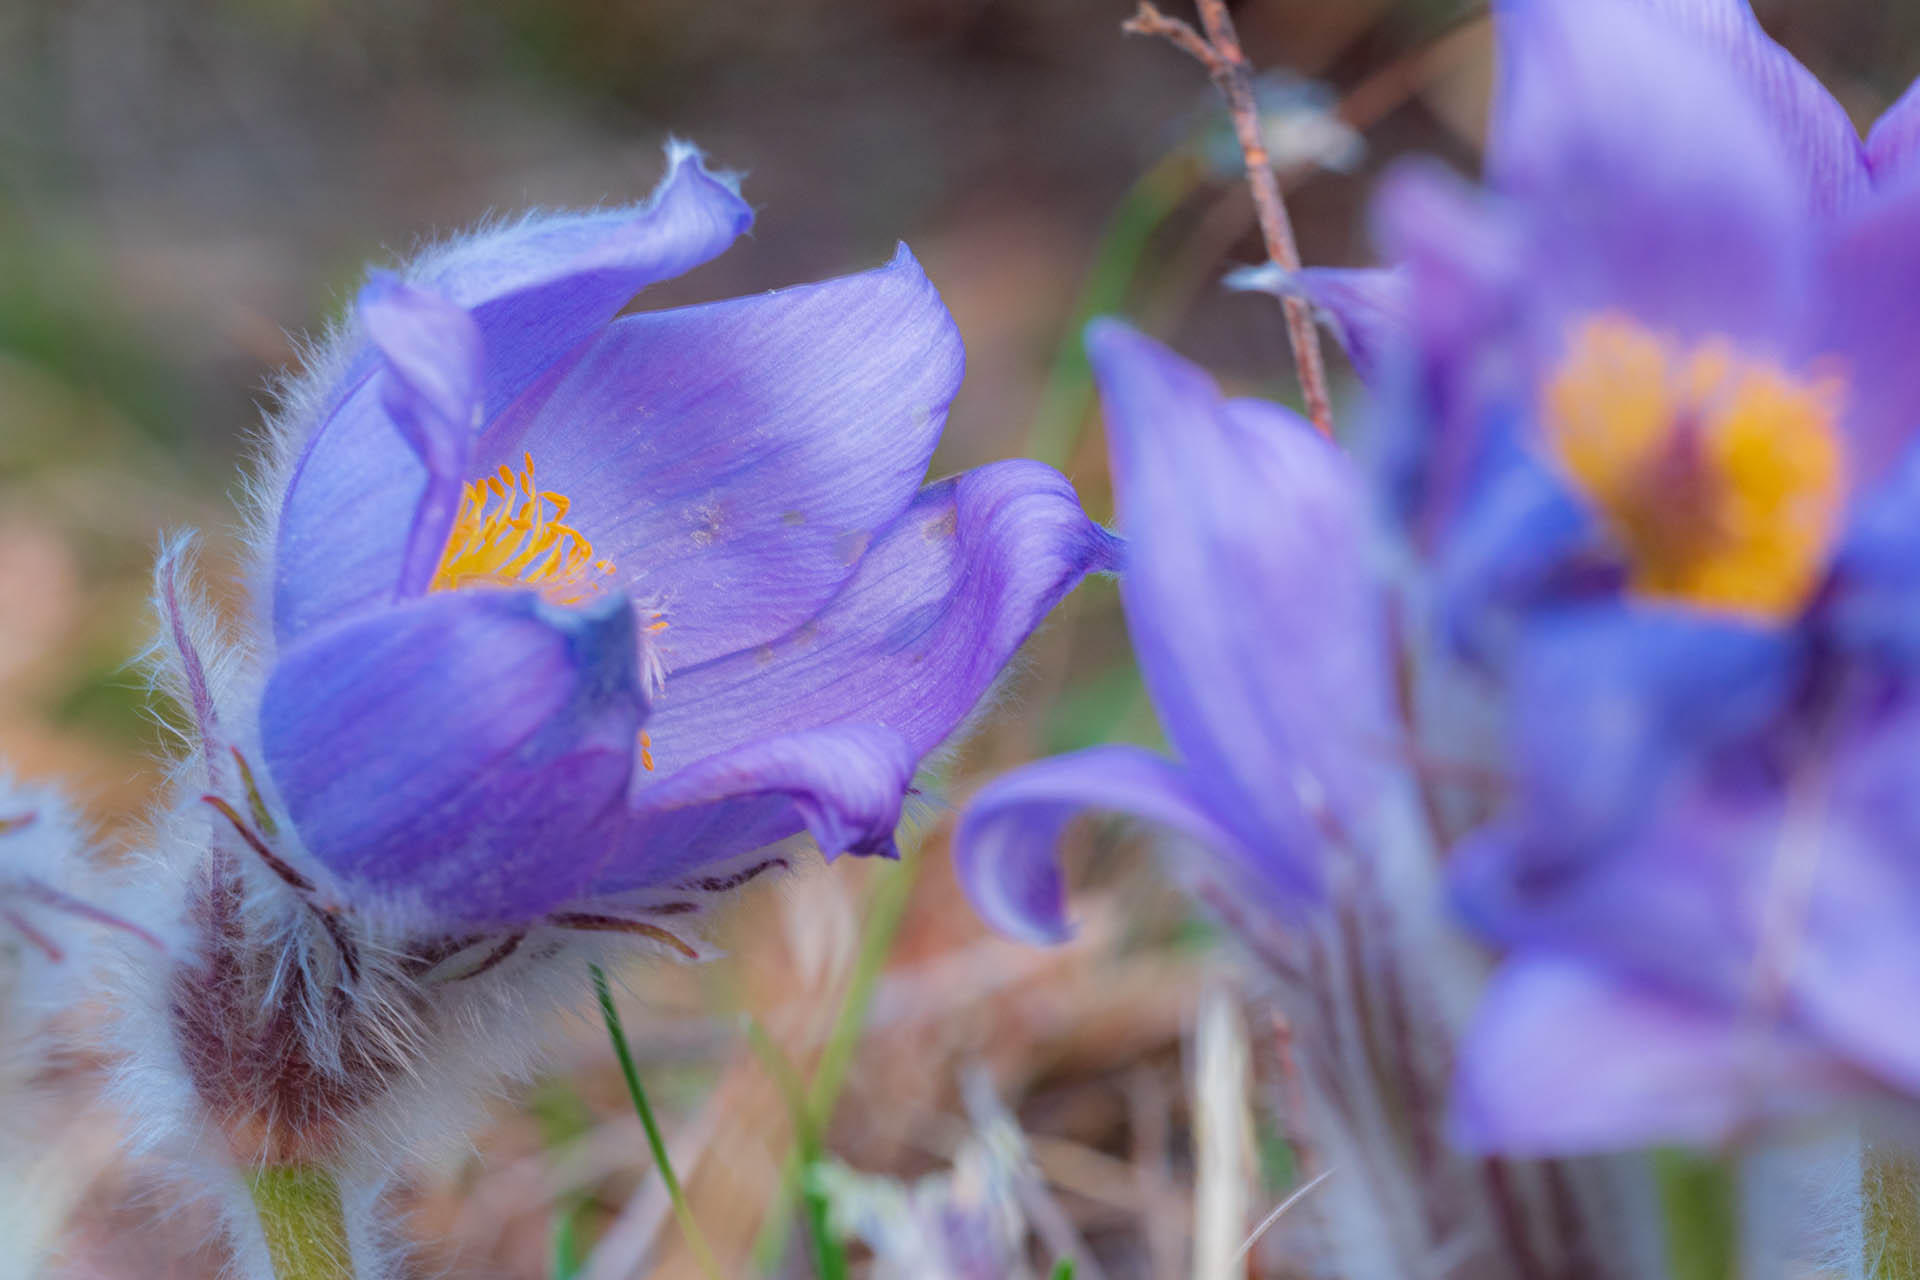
1542, 313, 1847, 620
430, 452, 616, 604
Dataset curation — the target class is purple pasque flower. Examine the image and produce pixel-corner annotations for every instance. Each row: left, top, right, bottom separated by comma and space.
1253, 0, 1920, 1150
233, 142, 1118, 933
953, 327, 1623, 1280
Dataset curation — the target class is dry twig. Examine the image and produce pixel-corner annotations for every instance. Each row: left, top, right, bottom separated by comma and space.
1124, 0, 1337, 437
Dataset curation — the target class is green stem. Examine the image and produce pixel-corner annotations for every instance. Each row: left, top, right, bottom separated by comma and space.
1865, 1142, 1920, 1278
1654, 1149, 1737, 1280
591, 964, 726, 1280
248, 1165, 353, 1280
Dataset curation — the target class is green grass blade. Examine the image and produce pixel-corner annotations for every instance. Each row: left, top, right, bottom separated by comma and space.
591, 963, 725, 1280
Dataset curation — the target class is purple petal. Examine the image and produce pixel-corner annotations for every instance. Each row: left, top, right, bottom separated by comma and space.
1086, 320, 1394, 903
1830, 440, 1920, 663
262, 591, 646, 924
411, 141, 752, 422
1630, 0, 1868, 216
1868, 80, 1920, 187
356, 275, 485, 599
1489, 0, 1807, 346
273, 145, 751, 643
1788, 702, 1920, 1094
1452, 955, 1858, 1155
582, 459, 1117, 894
1503, 608, 1798, 849
1432, 445, 1596, 664
639, 459, 1119, 770
953, 745, 1245, 946
484, 245, 966, 668
1816, 169, 1920, 474
1450, 805, 1762, 1011
610, 721, 917, 882
1367, 161, 1530, 544
1229, 264, 1408, 387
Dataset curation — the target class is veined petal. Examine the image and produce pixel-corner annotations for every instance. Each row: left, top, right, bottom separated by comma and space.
1228, 264, 1408, 387
1631, 0, 1868, 216
1866, 79, 1920, 187
412, 141, 752, 422
487, 245, 966, 668
356, 275, 485, 599
1087, 321, 1394, 903
1489, 0, 1806, 346
581, 460, 1116, 894
953, 746, 1245, 946
582, 726, 916, 894
262, 590, 647, 924
1452, 955, 1858, 1155
640, 459, 1119, 770
620, 724, 917, 867
272, 145, 751, 643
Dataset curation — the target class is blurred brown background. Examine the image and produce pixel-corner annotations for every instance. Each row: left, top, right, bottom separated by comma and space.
3, 1, 1915, 1276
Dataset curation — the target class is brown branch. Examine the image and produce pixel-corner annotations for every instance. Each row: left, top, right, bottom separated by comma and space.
1121, 3, 1222, 74
1125, 0, 1337, 437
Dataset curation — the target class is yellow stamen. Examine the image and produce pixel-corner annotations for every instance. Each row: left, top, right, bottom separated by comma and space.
1542, 313, 1847, 620
638, 730, 655, 773
430, 453, 616, 604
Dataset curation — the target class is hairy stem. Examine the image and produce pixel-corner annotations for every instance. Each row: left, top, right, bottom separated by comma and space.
248, 1165, 353, 1280
1866, 1142, 1920, 1279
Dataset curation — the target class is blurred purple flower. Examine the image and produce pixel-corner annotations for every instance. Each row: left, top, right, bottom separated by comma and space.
956, 319, 1393, 943
953, 328, 1616, 1278
238, 143, 1118, 930
1254, 0, 1920, 1149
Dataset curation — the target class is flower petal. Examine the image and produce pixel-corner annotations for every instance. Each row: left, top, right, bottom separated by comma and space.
272, 145, 751, 643
1866, 78, 1920, 187
411, 141, 752, 421
356, 275, 485, 598
1086, 320, 1394, 903
580, 460, 1116, 894
484, 244, 966, 668
1816, 169, 1920, 473
1788, 703, 1920, 1094
261, 590, 647, 924
1630, 0, 1868, 216
1503, 607, 1799, 849
1489, 0, 1806, 346
639, 458, 1119, 770
1367, 161, 1530, 544
611, 724, 917, 882
953, 745, 1244, 946
1452, 955, 1857, 1155
1830, 440, 1920, 663
1228, 264, 1408, 387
